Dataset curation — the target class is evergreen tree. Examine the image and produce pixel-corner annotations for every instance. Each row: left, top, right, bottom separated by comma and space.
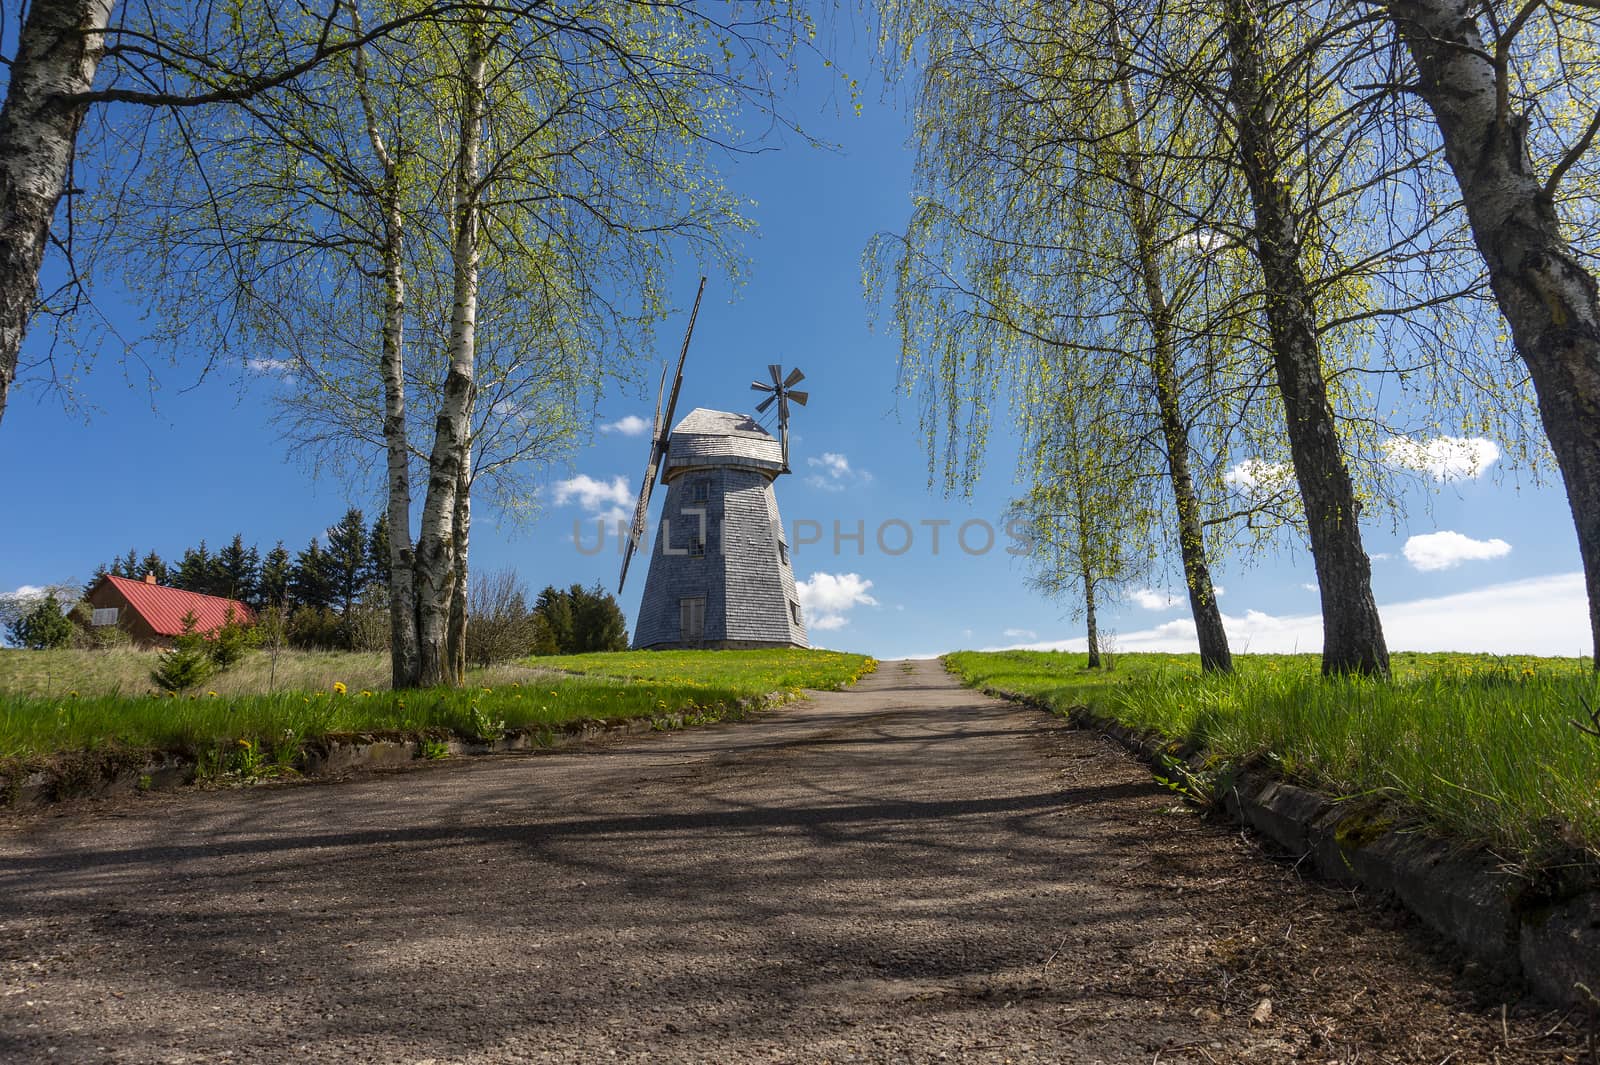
257, 542, 292, 608
83, 563, 108, 598
139, 551, 169, 584
325, 507, 367, 616
215, 534, 259, 602
367, 511, 391, 588
7, 593, 73, 650
569, 583, 629, 653
173, 541, 213, 592
291, 538, 335, 611
533, 585, 575, 653
150, 612, 214, 693
119, 548, 139, 578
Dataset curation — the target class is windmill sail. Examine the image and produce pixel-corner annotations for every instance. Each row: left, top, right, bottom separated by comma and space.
618, 277, 706, 593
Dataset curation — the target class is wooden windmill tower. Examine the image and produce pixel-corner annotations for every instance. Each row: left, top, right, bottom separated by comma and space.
618, 281, 810, 650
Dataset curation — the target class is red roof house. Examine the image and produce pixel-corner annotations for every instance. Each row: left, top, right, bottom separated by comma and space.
81, 574, 255, 648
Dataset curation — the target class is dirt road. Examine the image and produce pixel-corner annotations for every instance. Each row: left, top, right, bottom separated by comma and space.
0, 660, 1584, 1063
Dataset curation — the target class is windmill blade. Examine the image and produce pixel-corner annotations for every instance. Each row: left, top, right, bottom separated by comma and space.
768, 363, 783, 386
783, 367, 806, 387
787, 390, 809, 406
658, 276, 707, 445
750, 380, 774, 392
620, 276, 704, 592
618, 447, 662, 593
651, 365, 668, 439
755, 393, 777, 413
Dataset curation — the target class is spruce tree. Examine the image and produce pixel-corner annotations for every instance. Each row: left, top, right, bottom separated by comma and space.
291, 538, 335, 611
257, 542, 292, 607
140, 551, 169, 584
83, 563, 108, 598
7, 594, 73, 650
325, 507, 367, 616
215, 534, 259, 602
367, 512, 391, 587
173, 541, 213, 592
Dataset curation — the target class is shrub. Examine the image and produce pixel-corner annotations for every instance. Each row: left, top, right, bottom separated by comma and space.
287, 606, 341, 650
207, 607, 258, 670
467, 569, 539, 667
151, 611, 214, 693
7, 594, 74, 650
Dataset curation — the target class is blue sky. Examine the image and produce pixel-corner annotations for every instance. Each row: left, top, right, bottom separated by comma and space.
0, 22, 1589, 659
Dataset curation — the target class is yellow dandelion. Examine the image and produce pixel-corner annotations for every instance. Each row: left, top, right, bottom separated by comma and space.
333, 682, 348, 695
207, 691, 219, 698
360, 690, 374, 697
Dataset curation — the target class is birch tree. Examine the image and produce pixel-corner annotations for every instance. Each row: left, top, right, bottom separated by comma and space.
103, 1, 816, 688
1385, 0, 1600, 662
871, 0, 1265, 672
0, 0, 504, 430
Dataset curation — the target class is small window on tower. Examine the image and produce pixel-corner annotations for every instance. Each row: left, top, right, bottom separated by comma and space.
689, 536, 706, 558
778, 541, 789, 566
691, 479, 710, 503
789, 600, 802, 626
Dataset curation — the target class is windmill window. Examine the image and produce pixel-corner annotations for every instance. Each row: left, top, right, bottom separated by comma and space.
689, 535, 706, 558
778, 542, 789, 566
680, 597, 706, 641
691, 479, 710, 503
789, 600, 802, 625
91, 607, 119, 627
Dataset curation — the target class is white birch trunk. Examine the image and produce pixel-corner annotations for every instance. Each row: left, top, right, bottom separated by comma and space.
350, 1, 422, 689
0, 0, 115, 427
1389, 0, 1600, 662
414, 21, 485, 688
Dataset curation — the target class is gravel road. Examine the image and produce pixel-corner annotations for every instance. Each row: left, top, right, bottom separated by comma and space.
0, 659, 1586, 1063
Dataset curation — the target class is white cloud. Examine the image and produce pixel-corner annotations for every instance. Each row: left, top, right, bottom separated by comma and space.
1383, 435, 1501, 482
1301, 583, 1318, 592
600, 415, 650, 437
805, 452, 871, 492
984, 572, 1588, 657
7, 585, 46, 599
1370, 552, 1393, 562
1403, 530, 1511, 572
1174, 228, 1227, 255
1224, 458, 1293, 497
795, 571, 878, 631
551, 474, 634, 512
1003, 627, 1038, 640
247, 357, 294, 375
1130, 587, 1183, 611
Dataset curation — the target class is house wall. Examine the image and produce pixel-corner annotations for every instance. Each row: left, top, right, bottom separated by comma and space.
81, 583, 168, 648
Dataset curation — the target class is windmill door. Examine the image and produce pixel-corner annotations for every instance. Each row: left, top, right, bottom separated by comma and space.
680, 596, 706, 643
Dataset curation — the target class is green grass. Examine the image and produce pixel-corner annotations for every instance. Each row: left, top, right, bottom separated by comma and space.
0, 649, 876, 768
539, 647, 878, 692
947, 650, 1600, 866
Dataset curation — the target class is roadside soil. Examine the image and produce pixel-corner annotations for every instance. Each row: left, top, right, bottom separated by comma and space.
0, 659, 1589, 1063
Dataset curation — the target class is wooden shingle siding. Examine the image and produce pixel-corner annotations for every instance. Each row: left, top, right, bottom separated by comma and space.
632, 409, 808, 651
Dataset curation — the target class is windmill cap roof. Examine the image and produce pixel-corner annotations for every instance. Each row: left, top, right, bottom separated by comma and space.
666, 407, 784, 474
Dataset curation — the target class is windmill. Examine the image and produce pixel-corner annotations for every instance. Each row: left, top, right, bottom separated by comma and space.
618, 284, 810, 651
750, 364, 807, 472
